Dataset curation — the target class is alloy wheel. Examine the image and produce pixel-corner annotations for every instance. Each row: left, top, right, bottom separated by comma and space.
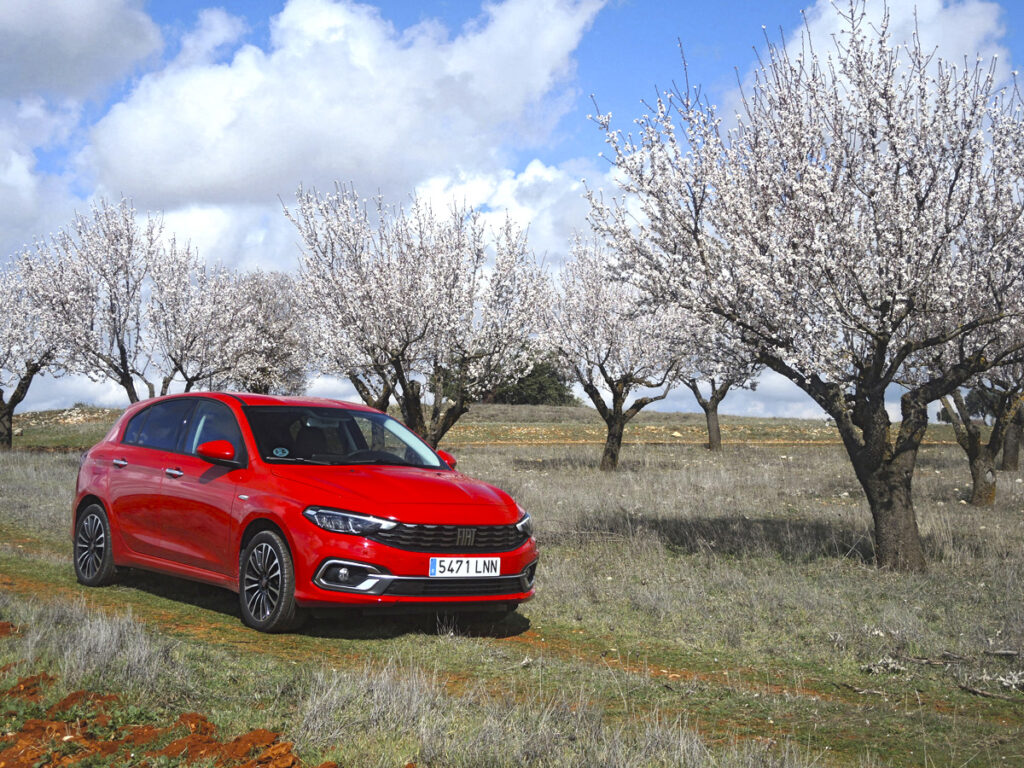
243, 542, 282, 622
75, 513, 106, 581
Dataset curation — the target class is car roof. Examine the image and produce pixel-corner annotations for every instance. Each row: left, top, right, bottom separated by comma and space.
130, 392, 381, 414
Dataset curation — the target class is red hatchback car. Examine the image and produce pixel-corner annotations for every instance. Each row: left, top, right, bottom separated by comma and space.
73, 393, 538, 632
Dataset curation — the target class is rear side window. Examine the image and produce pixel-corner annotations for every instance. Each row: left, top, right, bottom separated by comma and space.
121, 409, 149, 444
134, 400, 196, 452
182, 400, 244, 457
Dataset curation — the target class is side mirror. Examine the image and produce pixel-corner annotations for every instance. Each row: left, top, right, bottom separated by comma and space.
197, 440, 241, 468
436, 449, 457, 469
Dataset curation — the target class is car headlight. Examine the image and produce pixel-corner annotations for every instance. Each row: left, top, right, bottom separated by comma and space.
515, 508, 533, 538
303, 507, 397, 536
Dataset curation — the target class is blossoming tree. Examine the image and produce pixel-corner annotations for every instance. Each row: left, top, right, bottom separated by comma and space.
0, 255, 64, 448
591, 3, 1024, 570
288, 185, 547, 447
146, 240, 243, 396
31, 198, 159, 403
940, 366, 1024, 505
551, 239, 684, 470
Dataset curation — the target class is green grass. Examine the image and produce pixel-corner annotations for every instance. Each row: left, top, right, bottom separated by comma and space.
1, 405, 1021, 766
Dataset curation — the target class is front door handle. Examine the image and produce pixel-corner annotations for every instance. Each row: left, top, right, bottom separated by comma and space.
112, 458, 128, 468
164, 468, 184, 478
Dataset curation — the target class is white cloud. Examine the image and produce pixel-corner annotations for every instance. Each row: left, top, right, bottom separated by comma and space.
160, 203, 302, 271
800, 0, 1008, 75
416, 158, 598, 266
719, 0, 1010, 124
174, 9, 248, 69
0, 0, 162, 99
84, 0, 604, 209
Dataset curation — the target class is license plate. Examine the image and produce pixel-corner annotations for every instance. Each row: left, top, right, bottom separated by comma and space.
429, 557, 500, 577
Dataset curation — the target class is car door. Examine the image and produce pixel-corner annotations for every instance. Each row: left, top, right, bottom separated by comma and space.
156, 399, 245, 575
109, 398, 196, 560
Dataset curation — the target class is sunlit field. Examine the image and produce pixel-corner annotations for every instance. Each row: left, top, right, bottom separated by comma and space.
0, 405, 1021, 767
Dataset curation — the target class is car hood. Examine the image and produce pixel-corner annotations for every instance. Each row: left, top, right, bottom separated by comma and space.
268, 464, 519, 524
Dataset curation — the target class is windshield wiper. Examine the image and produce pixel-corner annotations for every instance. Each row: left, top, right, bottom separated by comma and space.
342, 456, 415, 467
263, 456, 330, 465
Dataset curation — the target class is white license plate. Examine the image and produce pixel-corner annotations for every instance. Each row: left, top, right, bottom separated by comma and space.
429, 556, 500, 578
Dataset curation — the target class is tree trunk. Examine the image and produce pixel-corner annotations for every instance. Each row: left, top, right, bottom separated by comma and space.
120, 373, 140, 403
704, 405, 722, 451
0, 405, 12, 450
684, 378, 731, 451
0, 362, 45, 450
600, 417, 625, 471
1001, 406, 1022, 471
969, 450, 997, 505
942, 390, 1007, 507
855, 449, 927, 572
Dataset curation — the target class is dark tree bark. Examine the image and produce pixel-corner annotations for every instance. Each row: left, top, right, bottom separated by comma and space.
390, 361, 468, 449
577, 369, 670, 471
759, 355, 946, 572
350, 367, 394, 412
684, 378, 733, 451
942, 388, 1019, 506
0, 361, 44, 449
1000, 403, 1022, 471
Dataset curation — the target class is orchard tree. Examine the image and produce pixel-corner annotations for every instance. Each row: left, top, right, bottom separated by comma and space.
680, 328, 761, 451
214, 270, 309, 396
940, 369, 1024, 503
32, 198, 159, 403
552, 239, 683, 470
146, 240, 243, 396
0, 255, 63, 448
591, 3, 1024, 570
288, 185, 547, 447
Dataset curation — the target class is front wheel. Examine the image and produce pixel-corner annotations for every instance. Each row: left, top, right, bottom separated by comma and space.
74, 504, 117, 586
239, 531, 304, 633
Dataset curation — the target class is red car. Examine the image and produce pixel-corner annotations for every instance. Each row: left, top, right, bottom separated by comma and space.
72, 393, 537, 632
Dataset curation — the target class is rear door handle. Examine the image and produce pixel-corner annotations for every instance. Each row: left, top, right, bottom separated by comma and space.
112, 458, 128, 468
164, 468, 184, 478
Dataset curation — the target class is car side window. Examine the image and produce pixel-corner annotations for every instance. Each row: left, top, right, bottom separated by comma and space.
121, 408, 150, 445
135, 400, 196, 452
183, 400, 244, 457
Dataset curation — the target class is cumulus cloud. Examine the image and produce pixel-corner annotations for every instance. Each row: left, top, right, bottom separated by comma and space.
717, 0, 1010, 124
800, 0, 1008, 74
84, 0, 604, 209
0, 0, 162, 99
416, 158, 598, 265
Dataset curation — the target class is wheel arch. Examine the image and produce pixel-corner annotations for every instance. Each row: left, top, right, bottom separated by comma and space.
74, 495, 106, 527
238, 517, 292, 568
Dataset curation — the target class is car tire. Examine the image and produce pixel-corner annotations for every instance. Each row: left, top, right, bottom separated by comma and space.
239, 530, 305, 633
74, 504, 117, 587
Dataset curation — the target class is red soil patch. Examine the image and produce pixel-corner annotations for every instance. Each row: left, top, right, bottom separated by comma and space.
0, 623, 16, 638
3, 674, 54, 702
0, 679, 338, 768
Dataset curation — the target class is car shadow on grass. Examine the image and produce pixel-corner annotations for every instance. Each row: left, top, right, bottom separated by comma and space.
117, 568, 531, 639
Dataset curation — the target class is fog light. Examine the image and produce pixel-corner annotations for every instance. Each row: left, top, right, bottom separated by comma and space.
314, 560, 387, 593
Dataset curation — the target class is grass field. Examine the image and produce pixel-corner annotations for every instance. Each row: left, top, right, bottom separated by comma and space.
0, 404, 1021, 766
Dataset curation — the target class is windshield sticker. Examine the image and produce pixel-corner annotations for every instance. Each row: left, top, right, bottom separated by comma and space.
272, 447, 289, 457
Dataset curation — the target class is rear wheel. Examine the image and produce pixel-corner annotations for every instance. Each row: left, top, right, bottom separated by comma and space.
239, 531, 304, 633
74, 504, 117, 587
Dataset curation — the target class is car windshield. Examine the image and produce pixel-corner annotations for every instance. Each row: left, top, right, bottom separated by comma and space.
243, 405, 443, 468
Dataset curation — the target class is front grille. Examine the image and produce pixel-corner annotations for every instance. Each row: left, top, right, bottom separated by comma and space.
385, 577, 528, 597
367, 523, 527, 553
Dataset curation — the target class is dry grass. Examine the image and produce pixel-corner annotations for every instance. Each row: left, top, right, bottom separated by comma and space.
1, 409, 1023, 766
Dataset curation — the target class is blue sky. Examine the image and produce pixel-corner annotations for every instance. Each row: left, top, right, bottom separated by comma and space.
2, 0, 1019, 416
